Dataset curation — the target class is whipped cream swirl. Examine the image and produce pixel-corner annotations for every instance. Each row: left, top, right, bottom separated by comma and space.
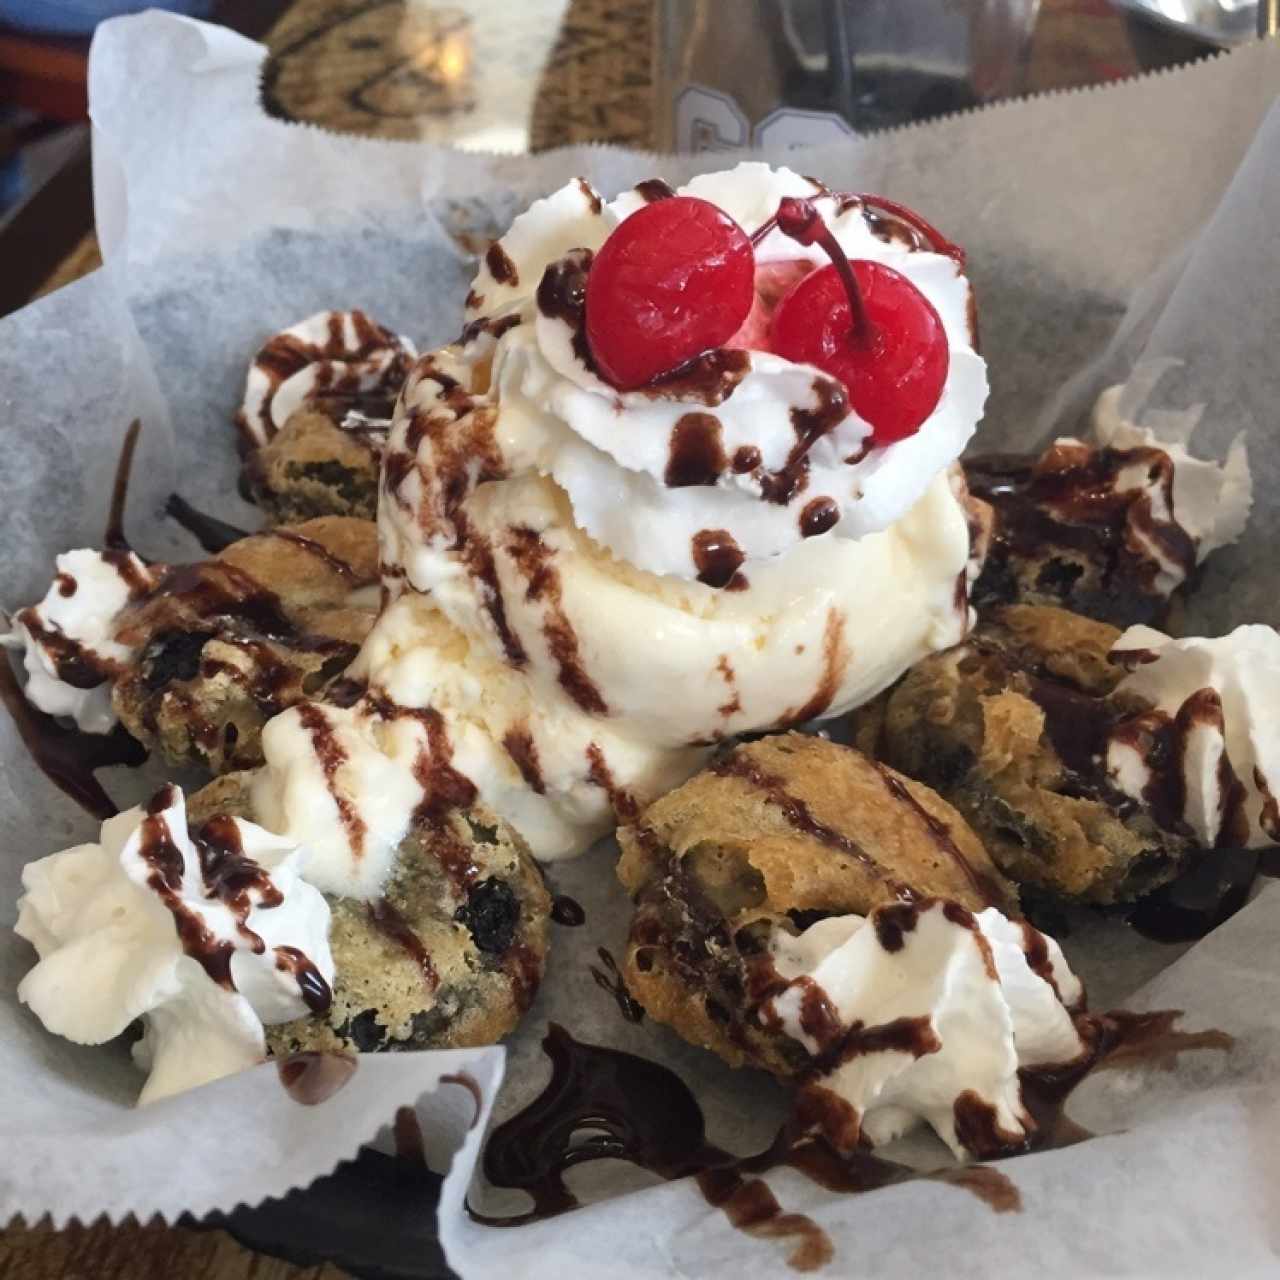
1107, 625, 1280, 849
3, 548, 157, 732
15, 786, 334, 1103
765, 900, 1085, 1158
465, 162, 986, 581
236, 309, 417, 450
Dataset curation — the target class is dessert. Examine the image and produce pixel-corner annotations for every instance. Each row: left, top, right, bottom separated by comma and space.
188, 773, 551, 1056
14, 785, 334, 1103
615, 735, 1089, 1158
3, 156, 1249, 1152
966, 387, 1250, 628
862, 603, 1198, 903
251, 162, 991, 873
6, 517, 379, 774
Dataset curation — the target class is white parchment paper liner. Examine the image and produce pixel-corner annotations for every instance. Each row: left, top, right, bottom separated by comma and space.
2, 13, 1279, 1276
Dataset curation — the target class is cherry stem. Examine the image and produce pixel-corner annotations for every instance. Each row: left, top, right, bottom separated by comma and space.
751, 190, 964, 265
772, 196, 873, 348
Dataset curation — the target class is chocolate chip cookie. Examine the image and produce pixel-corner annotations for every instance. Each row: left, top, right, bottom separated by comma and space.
188, 774, 551, 1053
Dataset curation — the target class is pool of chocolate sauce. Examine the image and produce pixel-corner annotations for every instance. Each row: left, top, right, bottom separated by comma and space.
467, 1009, 1229, 1271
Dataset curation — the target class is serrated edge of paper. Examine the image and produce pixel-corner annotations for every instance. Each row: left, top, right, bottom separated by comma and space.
0, 1052, 501, 1231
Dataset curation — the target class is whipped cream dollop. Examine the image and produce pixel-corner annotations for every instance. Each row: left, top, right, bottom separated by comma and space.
15, 786, 334, 1103
236, 309, 417, 450
2, 549, 157, 732
764, 900, 1085, 1159
1092, 384, 1252, 568
1107, 625, 1280, 849
465, 162, 986, 580
251, 164, 987, 879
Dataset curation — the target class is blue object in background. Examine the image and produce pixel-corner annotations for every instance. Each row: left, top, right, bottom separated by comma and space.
0, 152, 24, 215
0, 0, 214, 36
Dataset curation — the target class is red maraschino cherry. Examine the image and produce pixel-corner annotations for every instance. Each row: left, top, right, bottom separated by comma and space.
585, 195, 755, 390
767, 196, 949, 445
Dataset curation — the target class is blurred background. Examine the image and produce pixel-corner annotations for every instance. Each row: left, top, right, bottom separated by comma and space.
0, 0, 1267, 317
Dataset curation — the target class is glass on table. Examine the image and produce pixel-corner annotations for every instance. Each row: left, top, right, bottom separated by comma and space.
652, 0, 1041, 151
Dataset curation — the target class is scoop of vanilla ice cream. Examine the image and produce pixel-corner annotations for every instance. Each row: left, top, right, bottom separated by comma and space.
765, 901, 1085, 1158
1107, 624, 1280, 848
252, 163, 989, 884
15, 786, 334, 1103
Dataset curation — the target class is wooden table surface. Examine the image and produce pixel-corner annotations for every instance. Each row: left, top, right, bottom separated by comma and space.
0, 0, 1204, 1275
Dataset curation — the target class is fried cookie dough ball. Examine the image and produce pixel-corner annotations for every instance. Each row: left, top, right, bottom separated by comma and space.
864, 604, 1196, 904
615, 734, 1017, 1071
111, 517, 378, 774
241, 406, 383, 524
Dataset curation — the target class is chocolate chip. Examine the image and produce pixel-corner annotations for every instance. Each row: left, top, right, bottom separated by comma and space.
1035, 558, 1084, 597
142, 630, 213, 690
343, 1008, 387, 1051
971, 555, 1018, 607
455, 877, 519, 954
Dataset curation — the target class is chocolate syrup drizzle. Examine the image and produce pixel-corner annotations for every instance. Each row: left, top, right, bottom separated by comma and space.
485, 241, 519, 287
665, 413, 726, 488
871, 763, 1009, 909
297, 703, 368, 855
589, 947, 644, 1023
781, 608, 845, 725
0, 655, 145, 819
135, 786, 333, 1015
635, 178, 676, 203
710, 749, 921, 903
475, 1010, 1229, 1267
502, 726, 546, 795
575, 177, 603, 216
1108, 688, 1249, 849
506, 526, 609, 714
535, 247, 598, 371
550, 895, 585, 927
758, 379, 850, 507
164, 494, 252, 555
368, 896, 440, 990
799, 497, 839, 538
691, 529, 747, 591
104, 419, 143, 552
